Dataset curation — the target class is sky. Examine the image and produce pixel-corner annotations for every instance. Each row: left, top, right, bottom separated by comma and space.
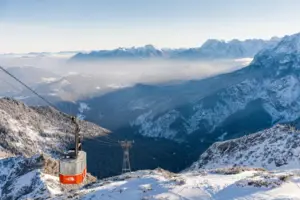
0, 0, 300, 53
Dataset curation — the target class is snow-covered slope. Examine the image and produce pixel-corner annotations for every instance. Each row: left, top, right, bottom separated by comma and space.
0, 97, 109, 157
190, 124, 300, 171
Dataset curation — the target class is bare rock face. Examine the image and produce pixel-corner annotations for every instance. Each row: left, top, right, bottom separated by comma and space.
0, 97, 110, 157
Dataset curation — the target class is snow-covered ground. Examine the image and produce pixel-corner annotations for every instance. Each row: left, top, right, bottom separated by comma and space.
1, 155, 300, 200
60, 168, 300, 200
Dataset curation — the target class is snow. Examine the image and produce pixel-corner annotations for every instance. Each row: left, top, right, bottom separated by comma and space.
69, 169, 300, 200
107, 84, 128, 89
274, 33, 300, 54
78, 102, 90, 113
77, 102, 90, 120
218, 132, 228, 141
190, 125, 300, 171
132, 110, 180, 139
41, 173, 63, 195
41, 77, 58, 83
0, 98, 109, 157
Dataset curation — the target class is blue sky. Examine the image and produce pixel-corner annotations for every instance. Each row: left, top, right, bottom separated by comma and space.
0, 0, 300, 53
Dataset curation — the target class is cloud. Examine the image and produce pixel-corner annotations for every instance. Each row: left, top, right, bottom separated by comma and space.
0, 54, 249, 84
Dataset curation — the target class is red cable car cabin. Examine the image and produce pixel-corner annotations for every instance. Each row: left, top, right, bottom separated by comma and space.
59, 116, 86, 184
59, 150, 87, 184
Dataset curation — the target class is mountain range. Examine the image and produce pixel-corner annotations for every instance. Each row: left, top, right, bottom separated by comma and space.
74, 33, 300, 140
71, 37, 280, 61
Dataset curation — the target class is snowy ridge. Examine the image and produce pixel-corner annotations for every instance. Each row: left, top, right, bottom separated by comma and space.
0, 97, 109, 156
190, 125, 300, 171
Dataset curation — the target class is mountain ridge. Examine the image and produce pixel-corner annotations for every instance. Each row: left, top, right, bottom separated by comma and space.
189, 124, 300, 171
0, 97, 109, 157
70, 37, 280, 61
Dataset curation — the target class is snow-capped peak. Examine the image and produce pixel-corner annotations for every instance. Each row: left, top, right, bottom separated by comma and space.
273, 32, 300, 54
250, 32, 300, 70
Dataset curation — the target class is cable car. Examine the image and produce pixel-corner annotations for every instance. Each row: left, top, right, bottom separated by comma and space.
0, 66, 87, 185
59, 116, 87, 184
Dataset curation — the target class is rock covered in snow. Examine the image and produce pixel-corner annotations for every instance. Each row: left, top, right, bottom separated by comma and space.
0, 97, 110, 157
190, 124, 300, 171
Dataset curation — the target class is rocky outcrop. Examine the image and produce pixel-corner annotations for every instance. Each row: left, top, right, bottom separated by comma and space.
0, 97, 110, 157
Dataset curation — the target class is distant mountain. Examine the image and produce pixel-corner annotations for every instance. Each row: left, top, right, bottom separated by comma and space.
70, 37, 280, 61
71, 44, 167, 61
174, 37, 280, 59
0, 51, 81, 58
